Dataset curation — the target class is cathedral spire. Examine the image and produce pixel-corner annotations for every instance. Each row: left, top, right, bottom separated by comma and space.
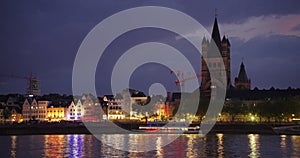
211, 17, 222, 50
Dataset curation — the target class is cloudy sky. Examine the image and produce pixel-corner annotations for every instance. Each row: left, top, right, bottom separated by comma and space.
0, 0, 300, 95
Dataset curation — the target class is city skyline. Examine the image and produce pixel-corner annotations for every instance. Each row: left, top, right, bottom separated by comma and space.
1, 1, 300, 95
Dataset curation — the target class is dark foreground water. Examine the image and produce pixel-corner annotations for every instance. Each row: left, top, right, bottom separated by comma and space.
0, 134, 299, 158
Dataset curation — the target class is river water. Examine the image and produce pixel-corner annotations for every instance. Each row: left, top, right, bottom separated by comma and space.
0, 134, 299, 157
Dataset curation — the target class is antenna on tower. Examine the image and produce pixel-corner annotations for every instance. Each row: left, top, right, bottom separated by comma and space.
215, 8, 218, 18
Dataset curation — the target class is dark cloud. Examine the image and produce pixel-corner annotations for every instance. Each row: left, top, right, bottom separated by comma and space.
231, 35, 300, 89
0, 1, 299, 94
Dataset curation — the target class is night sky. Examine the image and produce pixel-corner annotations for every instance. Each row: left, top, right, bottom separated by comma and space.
1, 0, 300, 95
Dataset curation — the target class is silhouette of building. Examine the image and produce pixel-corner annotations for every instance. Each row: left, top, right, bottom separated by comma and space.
201, 17, 231, 94
235, 62, 251, 90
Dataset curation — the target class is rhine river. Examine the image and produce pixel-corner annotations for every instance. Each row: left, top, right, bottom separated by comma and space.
0, 134, 299, 157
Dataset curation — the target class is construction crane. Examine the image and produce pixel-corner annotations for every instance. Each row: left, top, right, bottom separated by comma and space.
170, 70, 202, 92
0, 74, 40, 96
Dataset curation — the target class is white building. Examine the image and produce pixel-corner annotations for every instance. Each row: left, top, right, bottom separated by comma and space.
37, 100, 49, 121
105, 95, 126, 120
22, 98, 49, 122
22, 98, 37, 122
67, 100, 84, 121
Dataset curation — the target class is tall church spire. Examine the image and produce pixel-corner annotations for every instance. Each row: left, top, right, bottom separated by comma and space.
211, 17, 222, 50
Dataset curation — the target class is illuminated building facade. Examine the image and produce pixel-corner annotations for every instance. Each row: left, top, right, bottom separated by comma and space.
81, 95, 101, 121
9, 108, 22, 123
37, 101, 49, 121
22, 98, 38, 121
105, 95, 126, 120
67, 100, 84, 121
46, 107, 67, 122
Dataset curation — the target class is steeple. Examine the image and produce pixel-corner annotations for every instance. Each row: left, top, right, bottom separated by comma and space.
237, 62, 248, 82
201, 13, 232, 95
235, 62, 251, 90
211, 17, 222, 50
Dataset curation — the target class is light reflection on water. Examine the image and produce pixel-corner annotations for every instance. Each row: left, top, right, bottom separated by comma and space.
248, 134, 260, 158
216, 133, 224, 158
0, 134, 299, 157
10, 135, 16, 158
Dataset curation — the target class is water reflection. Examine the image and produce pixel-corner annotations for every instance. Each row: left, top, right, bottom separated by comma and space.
279, 135, 287, 156
68, 135, 83, 158
216, 133, 224, 158
2, 134, 300, 157
280, 135, 287, 148
156, 136, 163, 158
291, 135, 300, 156
44, 135, 66, 158
185, 134, 198, 158
10, 136, 17, 158
248, 134, 260, 158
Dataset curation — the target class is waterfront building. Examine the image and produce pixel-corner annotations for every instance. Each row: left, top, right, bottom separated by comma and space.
104, 89, 149, 120
37, 101, 49, 121
81, 95, 98, 121
94, 98, 102, 121
22, 98, 38, 122
105, 95, 126, 120
129, 90, 148, 119
154, 102, 166, 120
0, 107, 3, 122
9, 107, 22, 123
163, 102, 174, 117
22, 98, 49, 122
75, 99, 84, 119
235, 62, 251, 90
0, 102, 22, 123
46, 107, 67, 122
67, 100, 83, 121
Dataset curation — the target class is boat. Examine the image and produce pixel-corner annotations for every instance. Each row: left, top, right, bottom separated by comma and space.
272, 125, 300, 135
137, 122, 202, 134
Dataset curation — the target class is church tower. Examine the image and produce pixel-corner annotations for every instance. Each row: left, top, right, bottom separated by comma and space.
235, 62, 251, 90
201, 17, 231, 94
